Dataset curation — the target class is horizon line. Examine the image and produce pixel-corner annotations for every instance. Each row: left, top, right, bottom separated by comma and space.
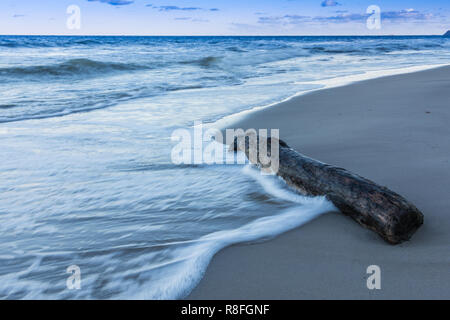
0, 33, 447, 37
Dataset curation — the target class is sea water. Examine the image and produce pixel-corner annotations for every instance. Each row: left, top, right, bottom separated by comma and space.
0, 36, 449, 299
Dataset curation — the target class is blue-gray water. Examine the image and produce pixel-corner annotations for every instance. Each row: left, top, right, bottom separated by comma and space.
0, 36, 449, 299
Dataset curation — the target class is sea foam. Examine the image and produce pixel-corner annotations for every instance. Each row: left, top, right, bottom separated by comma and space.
120, 166, 334, 299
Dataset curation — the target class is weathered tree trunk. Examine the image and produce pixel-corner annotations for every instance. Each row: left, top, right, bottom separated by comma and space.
231, 136, 424, 244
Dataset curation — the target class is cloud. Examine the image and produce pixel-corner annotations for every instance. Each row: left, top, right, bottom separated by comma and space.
88, 0, 134, 5
257, 8, 435, 26
147, 5, 219, 12
319, 9, 434, 23
159, 6, 202, 11
321, 0, 340, 7
313, 13, 365, 23
382, 9, 434, 21
174, 17, 209, 22
13, 14, 25, 18
258, 15, 310, 25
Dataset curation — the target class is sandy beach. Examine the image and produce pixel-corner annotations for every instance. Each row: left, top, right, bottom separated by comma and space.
188, 66, 450, 299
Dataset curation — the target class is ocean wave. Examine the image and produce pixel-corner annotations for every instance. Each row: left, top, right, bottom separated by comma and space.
0, 42, 22, 48
306, 46, 364, 55
72, 39, 104, 46
226, 46, 248, 53
304, 42, 445, 55
0, 40, 51, 48
114, 163, 203, 172
0, 104, 17, 109
0, 88, 156, 123
0, 59, 148, 79
0, 37, 113, 48
179, 56, 221, 68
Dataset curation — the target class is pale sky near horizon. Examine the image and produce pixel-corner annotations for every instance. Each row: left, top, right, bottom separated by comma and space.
1, 0, 449, 36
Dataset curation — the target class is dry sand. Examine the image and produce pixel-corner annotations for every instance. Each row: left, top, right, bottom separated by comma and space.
188, 66, 450, 300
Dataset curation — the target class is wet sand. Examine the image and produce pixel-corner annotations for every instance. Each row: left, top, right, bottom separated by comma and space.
188, 66, 450, 299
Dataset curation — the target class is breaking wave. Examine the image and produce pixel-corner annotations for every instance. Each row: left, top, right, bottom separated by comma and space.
180, 56, 222, 68
0, 59, 148, 79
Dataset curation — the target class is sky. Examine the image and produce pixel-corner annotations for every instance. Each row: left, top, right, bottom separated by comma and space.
0, 0, 449, 35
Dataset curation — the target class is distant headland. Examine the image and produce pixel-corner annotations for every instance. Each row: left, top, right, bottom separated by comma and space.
444, 30, 450, 37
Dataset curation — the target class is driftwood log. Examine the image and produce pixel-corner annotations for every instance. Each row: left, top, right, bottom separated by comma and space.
231, 135, 424, 244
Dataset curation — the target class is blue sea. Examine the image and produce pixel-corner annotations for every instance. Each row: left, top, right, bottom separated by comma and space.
0, 36, 449, 299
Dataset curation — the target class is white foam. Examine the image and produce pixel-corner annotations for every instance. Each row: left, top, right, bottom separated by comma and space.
121, 166, 334, 299
303, 64, 449, 89
211, 63, 449, 129
242, 165, 327, 205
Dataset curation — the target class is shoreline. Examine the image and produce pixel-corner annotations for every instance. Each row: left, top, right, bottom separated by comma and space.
211, 63, 449, 130
188, 65, 450, 299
